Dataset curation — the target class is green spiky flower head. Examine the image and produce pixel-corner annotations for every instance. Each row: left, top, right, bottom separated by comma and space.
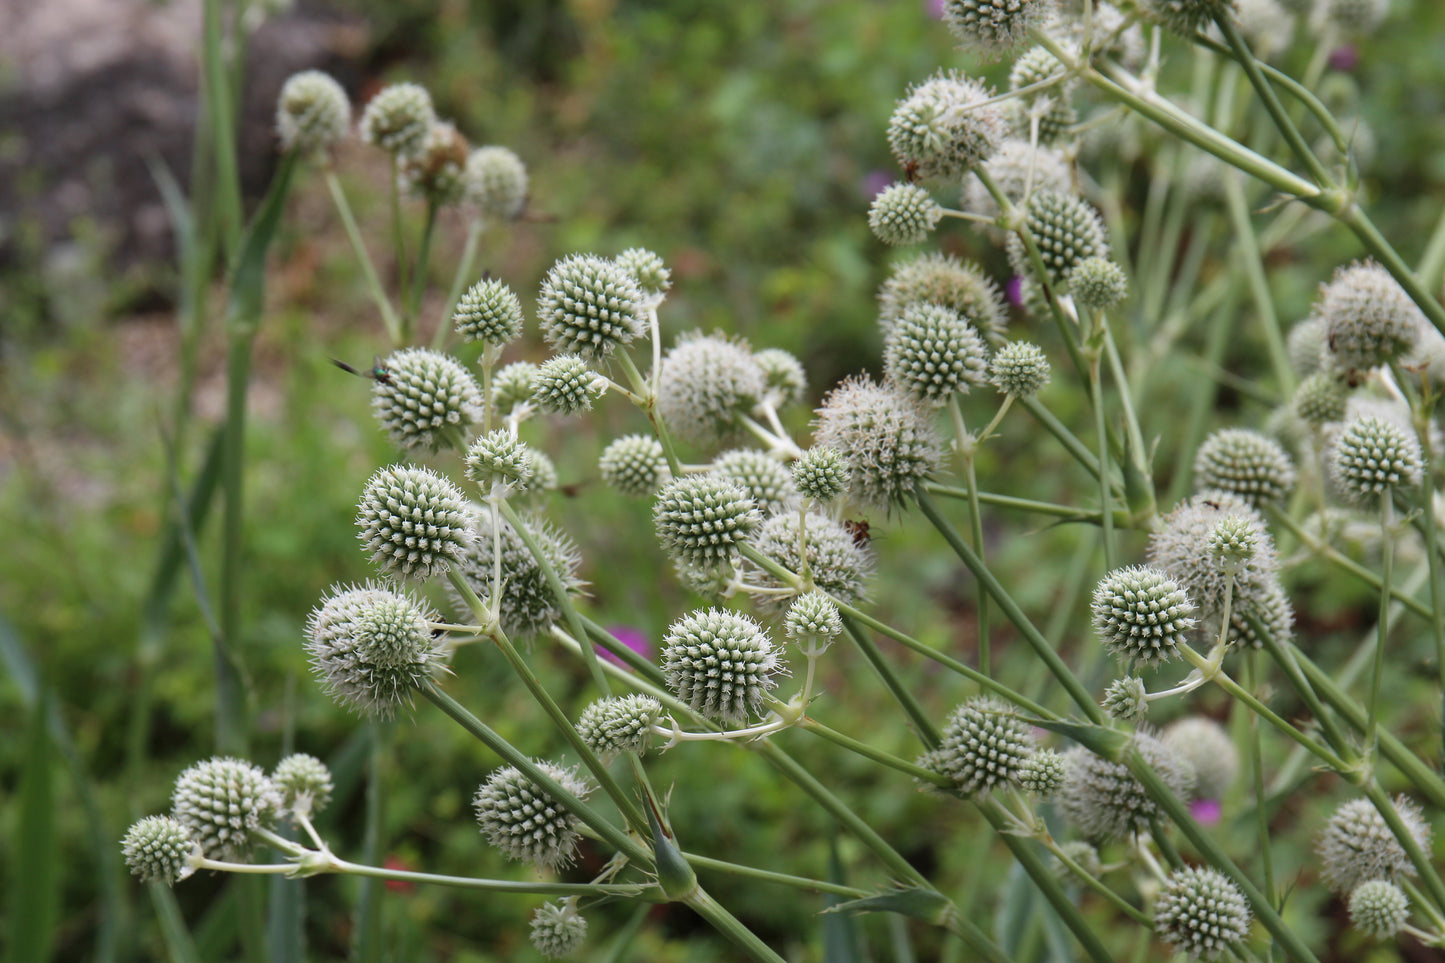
1320, 260, 1424, 375
868, 183, 943, 246
887, 70, 1006, 180
1318, 796, 1431, 894
537, 254, 645, 362
171, 757, 282, 860
276, 70, 350, 155
530, 900, 588, 959
657, 332, 766, 447
1330, 414, 1424, 503
1091, 565, 1196, 666
454, 278, 524, 347
793, 447, 852, 503
306, 582, 446, 716
1193, 427, 1297, 506
883, 302, 990, 405
577, 695, 662, 759
272, 753, 334, 816
600, 434, 671, 497
712, 449, 800, 516
615, 247, 671, 299
465, 145, 528, 221
919, 697, 1036, 796
122, 815, 197, 885
942, 0, 1055, 55
359, 82, 435, 156
878, 253, 1007, 339
1154, 866, 1252, 960
1349, 879, 1410, 940
989, 340, 1051, 397
1007, 189, 1109, 287
473, 762, 592, 869
662, 608, 783, 723
371, 347, 483, 452
653, 474, 761, 570
533, 355, 606, 415
356, 465, 473, 580
812, 376, 943, 511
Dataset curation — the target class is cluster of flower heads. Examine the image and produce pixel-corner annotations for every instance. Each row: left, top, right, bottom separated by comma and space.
275, 73, 530, 219
123, 754, 334, 885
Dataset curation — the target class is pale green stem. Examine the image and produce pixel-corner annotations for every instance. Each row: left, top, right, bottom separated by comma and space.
324, 168, 402, 343
431, 217, 485, 351
680, 852, 866, 899
388, 155, 408, 332
1089, 355, 1115, 569
1418, 202, 1445, 293
1222, 170, 1294, 392
949, 398, 991, 674
404, 201, 438, 342
1041, 836, 1151, 926
925, 483, 1116, 526
1367, 495, 1396, 755
915, 489, 1106, 723
1212, 14, 1331, 188
422, 684, 652, 866
1268, 506, 1432, 620
1243, 653, 1277, 906
1175, 644, 1353, 772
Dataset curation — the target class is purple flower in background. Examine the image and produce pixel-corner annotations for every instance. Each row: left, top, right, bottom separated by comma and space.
1006, 275, 1025, 308
1328, 45, 1359, 72
1190, 798, 1223, 826
598, 625, 654, 669
862, 168, 894, 202
925, 0, 945, 19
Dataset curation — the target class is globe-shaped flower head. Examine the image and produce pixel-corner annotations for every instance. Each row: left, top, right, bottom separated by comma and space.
530, 900, 588, 959
1091, 565, 1196, 666
1293, 372, 1349, 426
1319, 260, 1424, 375
662, 608, 783, 723
454, 278, 524, 347
171, 757, 282, 860
1017, 749, 1067, 797
1163, 717, 1238, 801
537, 254, 645, 362
1067, 257, 1130, 311
1102, 676, 1149, 723
448, 511, 582, 640
754, 348, 808, 406
276, 70, 350, 155
712, 448, 800, 516
359, 82, 435, 156
465, 145, 528, 221
356, 465, 472, 580
1007, 45, 1076, 145
272, 753, 334, 815
1193, 427, 1297, 505
122, 815, 196, 885
464, 429, 535, 494
400, 121, 470, 206
887, 70, 1006, 181
1318, 796, 1431, 894
868, 182, 943, 246
473, 761, 593, 869
652, 474, 761, 570
577, 695, 662, 759
533, 355, 607, 415
812, 376, 943, 511
1349, 879, 1410, 941
600, 434, 671, 496
306, 582, 446, 716
1060, 732, 1192, 841
942, 0, 1055, 56
917, 697, 1036, 796
371, 347, 483, 452
989, 340, 1051, 398
883, 302, 990, 405
615, 247, 671, 300
793, 447, 852, 503
1007, 189, 1109, 287
878, 253, 1007, 339
1330, 415, 1424, 503
784, 590, 844, 647
1154, 866, 1252, 960
1139, 0, 1237, 36
742, 511, 874, 613
657, 332, 766, 447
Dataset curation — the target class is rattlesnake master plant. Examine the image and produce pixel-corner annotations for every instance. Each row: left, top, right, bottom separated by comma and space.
275, 70, 350, 155
133, 2, 1445, 957
473, 762, 593, 870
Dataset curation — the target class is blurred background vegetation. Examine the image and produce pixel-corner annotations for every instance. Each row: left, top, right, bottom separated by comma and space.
3, 0, 1445, 960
